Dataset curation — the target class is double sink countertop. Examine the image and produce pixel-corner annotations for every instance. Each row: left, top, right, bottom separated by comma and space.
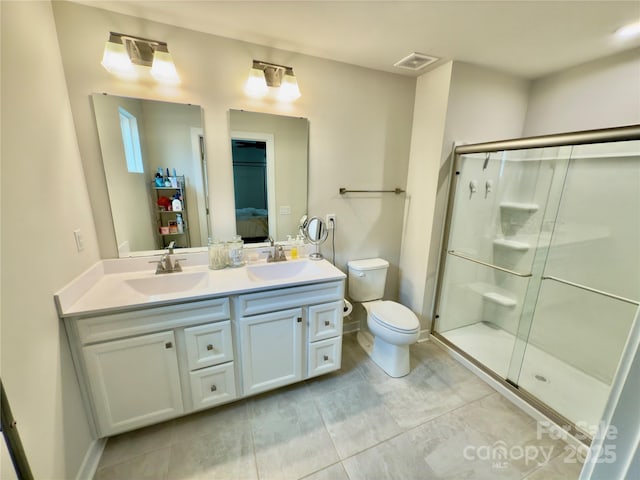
55, 251, 346, 318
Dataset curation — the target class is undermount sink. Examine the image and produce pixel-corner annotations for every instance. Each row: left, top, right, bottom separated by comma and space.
246, 259, 322, 282
125, 271, 209, 296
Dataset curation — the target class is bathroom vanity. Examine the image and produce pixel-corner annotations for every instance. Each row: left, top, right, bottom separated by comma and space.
56, 254, 345, 437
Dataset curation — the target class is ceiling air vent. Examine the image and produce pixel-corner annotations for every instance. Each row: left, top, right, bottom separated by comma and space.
393, 52, 439, 71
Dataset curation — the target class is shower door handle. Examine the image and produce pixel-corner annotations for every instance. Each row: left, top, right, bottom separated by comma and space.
447, 250, 532, 278
542, 276, 639, 306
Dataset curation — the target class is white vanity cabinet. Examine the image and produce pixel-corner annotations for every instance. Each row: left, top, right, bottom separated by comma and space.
65, 298, 232, 437
236, 280, 344, 396
60, 268, 346, 438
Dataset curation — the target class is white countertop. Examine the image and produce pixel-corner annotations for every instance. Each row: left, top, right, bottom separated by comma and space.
55, 253, 346, 318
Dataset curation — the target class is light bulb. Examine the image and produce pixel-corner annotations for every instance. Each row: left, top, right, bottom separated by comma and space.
277, 72, 301, 102
245, 67, 268, 98
151, 49, 180, 85
615, 21, 640, 39
101, 38, 136, 78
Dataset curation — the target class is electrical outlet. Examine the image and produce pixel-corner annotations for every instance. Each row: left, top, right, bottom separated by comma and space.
73, 229, 85, 252
325, 213, 336, 229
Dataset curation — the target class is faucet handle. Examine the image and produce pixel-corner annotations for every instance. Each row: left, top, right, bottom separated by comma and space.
172, 258, 187, 272
149, 259, 166, 274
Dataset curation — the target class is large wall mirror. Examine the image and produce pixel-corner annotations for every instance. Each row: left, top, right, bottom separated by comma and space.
229, 110, 308, 243
92, 94, 210, 255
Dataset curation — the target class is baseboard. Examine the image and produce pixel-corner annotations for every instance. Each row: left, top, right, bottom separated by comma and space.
76, 438, 106, 480
417, 329, 431, 342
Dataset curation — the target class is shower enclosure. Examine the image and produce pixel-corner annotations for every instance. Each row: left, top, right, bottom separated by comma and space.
432, 125, 640, 441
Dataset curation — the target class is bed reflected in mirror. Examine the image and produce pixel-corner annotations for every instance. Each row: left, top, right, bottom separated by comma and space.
229, 110, 309, 242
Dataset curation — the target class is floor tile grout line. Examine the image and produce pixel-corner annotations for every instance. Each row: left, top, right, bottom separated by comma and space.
306, 377, 348, 476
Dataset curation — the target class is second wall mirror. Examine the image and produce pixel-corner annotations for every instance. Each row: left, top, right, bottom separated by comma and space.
229, 110, 309, 243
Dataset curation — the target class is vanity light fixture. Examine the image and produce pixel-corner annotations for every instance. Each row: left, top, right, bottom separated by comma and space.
244, 60, 301, 101
101, 32, 180, 85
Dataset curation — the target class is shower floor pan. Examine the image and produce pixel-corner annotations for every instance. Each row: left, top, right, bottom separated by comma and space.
442, 322, 609, 434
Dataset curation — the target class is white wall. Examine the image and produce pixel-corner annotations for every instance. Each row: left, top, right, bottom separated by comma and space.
524, 47, 640, 136
51, 1, 416, 303
0, 2, 99, 478
398, 62, 453, 328
400, 61, 530, 333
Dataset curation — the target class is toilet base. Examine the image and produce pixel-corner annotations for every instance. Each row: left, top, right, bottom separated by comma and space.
357, 330, 411, 378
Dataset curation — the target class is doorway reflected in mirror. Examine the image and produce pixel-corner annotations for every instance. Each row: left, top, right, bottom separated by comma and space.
232, 139, 269, 243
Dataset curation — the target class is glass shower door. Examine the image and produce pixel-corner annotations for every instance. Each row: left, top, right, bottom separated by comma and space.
512, 140, 640, 435
435, 146, 571, 378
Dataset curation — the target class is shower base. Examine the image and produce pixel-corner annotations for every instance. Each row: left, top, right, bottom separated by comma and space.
442, 322, 609, 435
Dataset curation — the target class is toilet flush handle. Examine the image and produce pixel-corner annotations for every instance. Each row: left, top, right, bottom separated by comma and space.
356, 272, 365, 277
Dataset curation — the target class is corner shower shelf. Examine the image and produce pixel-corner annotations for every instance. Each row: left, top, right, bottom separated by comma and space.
482, 292, 517, 308
499, 202, 539, 212
493, 238, 531, 251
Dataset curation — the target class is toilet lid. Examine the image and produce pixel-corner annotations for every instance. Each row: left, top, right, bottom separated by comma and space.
370, 301, 419, 332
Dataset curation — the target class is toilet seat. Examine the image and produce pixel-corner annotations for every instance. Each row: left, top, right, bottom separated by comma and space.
370, 301, 419, 333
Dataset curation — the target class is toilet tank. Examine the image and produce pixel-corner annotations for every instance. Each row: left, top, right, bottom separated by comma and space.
348, 258, 389, 302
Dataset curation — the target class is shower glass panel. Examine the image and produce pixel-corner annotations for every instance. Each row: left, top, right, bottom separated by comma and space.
513, 139, 640, 436
437, 146, 570, 378
434, 129, 640, 441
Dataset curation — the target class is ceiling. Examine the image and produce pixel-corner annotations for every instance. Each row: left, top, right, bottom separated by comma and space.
73, 0, 640, 79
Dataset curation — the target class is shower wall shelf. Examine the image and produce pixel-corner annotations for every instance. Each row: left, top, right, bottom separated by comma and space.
482, 292, 517, 308
499, 202, 540, 212
493, 238, 531, 251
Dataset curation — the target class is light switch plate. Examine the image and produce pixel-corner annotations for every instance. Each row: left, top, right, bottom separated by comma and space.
73, 229, 84, 252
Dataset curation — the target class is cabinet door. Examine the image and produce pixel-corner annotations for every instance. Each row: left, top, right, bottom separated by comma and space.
239, 308, 303, 396
83, 331, 184, 436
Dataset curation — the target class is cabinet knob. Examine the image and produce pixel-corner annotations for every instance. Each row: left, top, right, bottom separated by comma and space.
165, 342, 173, 349
323, 354, 329, 361
206, 344, 214, 351
210, 385, 217, 392
324, 320, 331, 326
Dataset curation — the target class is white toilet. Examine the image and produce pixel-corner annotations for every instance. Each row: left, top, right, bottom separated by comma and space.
348, 258, 420, 377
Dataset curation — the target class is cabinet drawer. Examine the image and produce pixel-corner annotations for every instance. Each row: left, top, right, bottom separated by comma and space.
238, 281, 343, 317
308, 337, 342, 378
308, 300, 343, 342
184, 321, 233, 370
189, 363, 237, 410
77, 298, 230, 345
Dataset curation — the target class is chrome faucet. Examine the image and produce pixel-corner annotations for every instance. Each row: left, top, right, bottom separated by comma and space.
151, 241, 185, 274
267, 244, 287, 263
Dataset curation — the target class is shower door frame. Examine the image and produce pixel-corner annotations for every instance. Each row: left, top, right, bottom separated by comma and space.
430, 124, 640, 445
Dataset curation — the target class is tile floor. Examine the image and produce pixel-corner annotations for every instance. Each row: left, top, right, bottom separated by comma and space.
94, 333, 584, 479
